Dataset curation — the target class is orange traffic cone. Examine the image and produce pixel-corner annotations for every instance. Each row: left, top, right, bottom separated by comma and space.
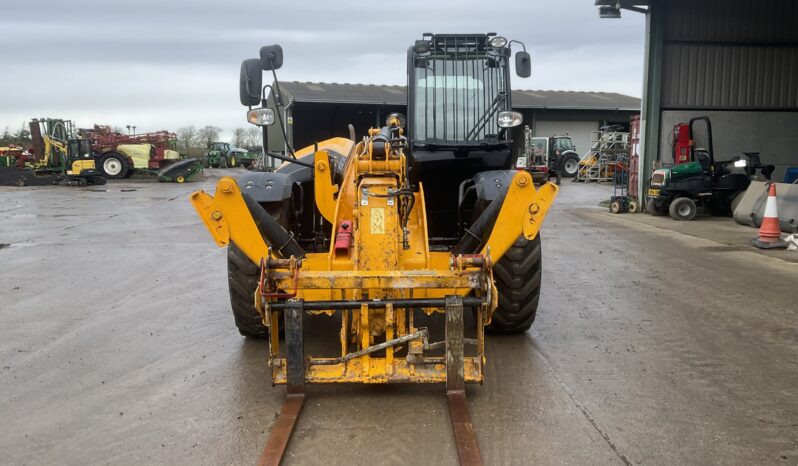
751, 183, 787, 249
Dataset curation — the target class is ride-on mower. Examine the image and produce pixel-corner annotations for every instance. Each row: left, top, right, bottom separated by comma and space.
191, 34, 557, 465
647, 116, 774, 220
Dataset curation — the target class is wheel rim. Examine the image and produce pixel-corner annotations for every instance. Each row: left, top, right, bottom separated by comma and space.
103, 158, 122, 176
176, 176, 185, 183
677, 203, 692, 217
230, 157, 236, 167
564, 159, 578, 174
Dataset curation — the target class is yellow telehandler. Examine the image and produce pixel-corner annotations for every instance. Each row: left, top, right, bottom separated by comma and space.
191, 34, 557, 465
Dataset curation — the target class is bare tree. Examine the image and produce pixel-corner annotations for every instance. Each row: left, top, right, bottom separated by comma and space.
176, 125, 197, 153
244, 127, 262, 148
197, 125, 221, 149
232, 127, 247, 148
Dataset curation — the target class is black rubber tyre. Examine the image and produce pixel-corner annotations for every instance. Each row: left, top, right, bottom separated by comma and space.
669, 196, 697, 221
487, 235, 542, 334
220, 156, 228, 168
202, 157, 210, 169
562, 154, 580, 177
646, 197, 667, 216
99, 152, 129, 179
227, 242, 268, 338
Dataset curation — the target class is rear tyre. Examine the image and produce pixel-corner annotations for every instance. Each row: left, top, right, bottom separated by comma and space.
669, 196, 697, 221
562, 154, 580, 177
220, 156, 228, 168
628, 199, 639, 213
228, 242, 268, 338
487, 236, 542, 334
99, 152, 129, 179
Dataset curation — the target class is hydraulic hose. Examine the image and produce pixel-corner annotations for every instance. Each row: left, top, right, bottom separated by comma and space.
241, 192, 305, 259
452, 191, 507, 254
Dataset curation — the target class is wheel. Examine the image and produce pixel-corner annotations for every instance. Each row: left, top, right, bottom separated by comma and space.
646, 198, 667, 216
91, 176, 107, 185
628, 199, 640, 213
202, 157, 210, 169
220, 156, 228, 168
229, 155, 237, 168
610, 200, 622, 214
99, 152, 129, 179
669, 196, 697, 221
175, 175, 186, 183
228, 242, 268, 338
562, 155, 580, 177
487, 236, 542, 334
730, 190, 745, 214
77, 178, 88, 187
226, 201, 292, 338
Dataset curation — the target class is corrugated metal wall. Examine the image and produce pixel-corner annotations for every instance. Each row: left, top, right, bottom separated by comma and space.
660, 0, 798, 109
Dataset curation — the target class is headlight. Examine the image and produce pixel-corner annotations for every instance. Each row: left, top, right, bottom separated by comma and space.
247, 108, 274, 126
497, 111, 522, 128
733, 159, 747, 168
489, 36, 508, 48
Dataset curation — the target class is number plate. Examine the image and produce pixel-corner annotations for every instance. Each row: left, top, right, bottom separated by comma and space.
647, 188, 660, 197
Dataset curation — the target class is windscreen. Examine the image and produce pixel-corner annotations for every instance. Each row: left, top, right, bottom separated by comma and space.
412, 36, 509, 145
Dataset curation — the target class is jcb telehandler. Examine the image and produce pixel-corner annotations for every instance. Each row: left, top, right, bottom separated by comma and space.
191, 33, 557, 465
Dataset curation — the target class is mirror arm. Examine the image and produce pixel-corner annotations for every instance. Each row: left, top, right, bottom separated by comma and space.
508, 39, 526, 52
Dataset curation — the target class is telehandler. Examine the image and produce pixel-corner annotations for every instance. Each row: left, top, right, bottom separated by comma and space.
191, 33, 557, 465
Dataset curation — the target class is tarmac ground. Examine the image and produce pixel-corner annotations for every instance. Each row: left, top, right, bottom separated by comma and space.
1, 171, 796, 465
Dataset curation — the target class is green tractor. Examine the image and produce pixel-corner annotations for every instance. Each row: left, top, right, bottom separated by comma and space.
203, 142, 256, 168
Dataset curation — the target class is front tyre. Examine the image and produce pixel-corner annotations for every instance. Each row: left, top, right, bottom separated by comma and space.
488, 236, 542, 334
227, 242, 268, 338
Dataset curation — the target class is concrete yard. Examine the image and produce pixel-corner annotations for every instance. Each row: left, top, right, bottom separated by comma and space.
1, 173, 796, 465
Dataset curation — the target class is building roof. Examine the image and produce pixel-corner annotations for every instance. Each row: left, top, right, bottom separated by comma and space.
277, 81, 641, 111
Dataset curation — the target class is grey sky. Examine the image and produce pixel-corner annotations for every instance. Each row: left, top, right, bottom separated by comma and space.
0, 0, 645, 139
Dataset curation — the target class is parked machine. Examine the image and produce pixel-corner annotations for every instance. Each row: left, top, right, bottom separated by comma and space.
203, 142, 256, 168
191, 34, 557, 464
80, 125, 184, 179
647, 117, 774, 220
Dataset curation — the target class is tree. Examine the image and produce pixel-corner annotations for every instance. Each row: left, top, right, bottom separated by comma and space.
197, 125, 221, 149
244, 127, 262, 148
176, 125, 197, 154
232, 127, 247, 148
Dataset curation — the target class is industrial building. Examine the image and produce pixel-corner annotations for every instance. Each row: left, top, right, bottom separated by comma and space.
597, 0, 798, 198
265, 81, 640, 159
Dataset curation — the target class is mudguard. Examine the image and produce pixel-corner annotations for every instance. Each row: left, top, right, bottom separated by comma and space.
236, 156, 313, 203
472, 170, 516, 202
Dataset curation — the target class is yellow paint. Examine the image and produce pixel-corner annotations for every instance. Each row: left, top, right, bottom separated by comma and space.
190, 123, 556, 385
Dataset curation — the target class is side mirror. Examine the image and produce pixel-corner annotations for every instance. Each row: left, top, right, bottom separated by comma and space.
239, 58, 262, 106
260, 45, 284, 71
515, 51, 531, 78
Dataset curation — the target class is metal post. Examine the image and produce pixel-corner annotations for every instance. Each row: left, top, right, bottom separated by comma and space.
445, 296, 482, 466
258, 300, 306, 466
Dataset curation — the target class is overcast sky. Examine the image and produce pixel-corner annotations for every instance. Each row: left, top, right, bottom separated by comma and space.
0, 0, 645, 140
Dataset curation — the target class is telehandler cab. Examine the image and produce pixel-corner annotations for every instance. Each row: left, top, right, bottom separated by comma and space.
191, 33, 557, 465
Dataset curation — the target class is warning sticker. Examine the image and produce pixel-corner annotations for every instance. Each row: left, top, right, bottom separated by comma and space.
370, 208, 385, 235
